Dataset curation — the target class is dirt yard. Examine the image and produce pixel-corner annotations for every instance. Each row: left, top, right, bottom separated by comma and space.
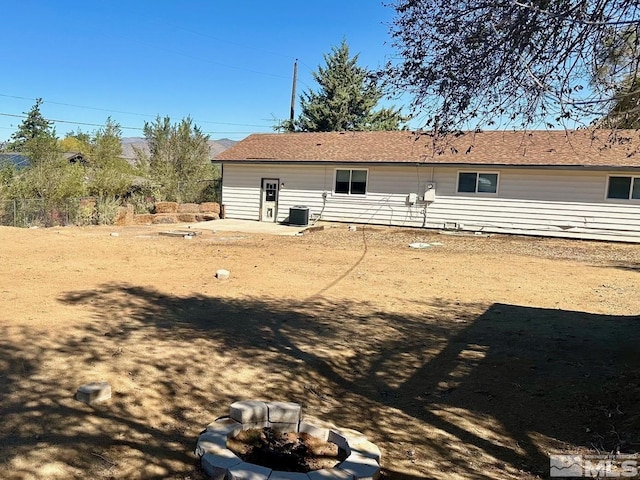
0, 222, 639, 479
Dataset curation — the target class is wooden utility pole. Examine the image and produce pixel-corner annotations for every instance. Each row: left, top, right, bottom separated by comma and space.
289, 59, 298, 125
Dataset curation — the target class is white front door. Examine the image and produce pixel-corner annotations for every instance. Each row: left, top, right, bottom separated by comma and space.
260, 179, 279, 222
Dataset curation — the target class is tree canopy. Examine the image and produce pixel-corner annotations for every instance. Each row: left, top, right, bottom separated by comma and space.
597, 26, 640, 128
137, 116, 214, 203
5, 98, 55, 152
282, 40, 406, 132
383, 0, 640, 132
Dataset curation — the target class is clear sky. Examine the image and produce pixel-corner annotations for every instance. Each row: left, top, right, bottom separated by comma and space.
0, 0, 408, 143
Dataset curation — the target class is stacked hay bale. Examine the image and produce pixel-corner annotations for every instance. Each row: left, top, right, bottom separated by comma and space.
197, 202, 220, 221
131, 201, 221, 224
177, 203, 199, 223
114, 204, 135, 226
152, 202, 179, 224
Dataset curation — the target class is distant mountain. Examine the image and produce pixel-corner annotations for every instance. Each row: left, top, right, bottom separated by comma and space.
215, 138, 239, 150
120, 137, 236, 161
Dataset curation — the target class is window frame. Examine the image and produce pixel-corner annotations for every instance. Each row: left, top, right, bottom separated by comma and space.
333, 168, 369, 196
606, 175, 640, 201
456, 171, 500, 195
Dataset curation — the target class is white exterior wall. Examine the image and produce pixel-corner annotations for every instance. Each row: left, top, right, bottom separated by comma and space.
221, 163, 640, 242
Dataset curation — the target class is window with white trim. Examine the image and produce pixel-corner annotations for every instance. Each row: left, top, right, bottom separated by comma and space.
607, 176, 640, 200
335, 169, 367, 195
457, 172, 499, 194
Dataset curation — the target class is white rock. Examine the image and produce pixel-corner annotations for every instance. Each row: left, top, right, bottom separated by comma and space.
216, 269, 230, 280
75, 381, 111, 405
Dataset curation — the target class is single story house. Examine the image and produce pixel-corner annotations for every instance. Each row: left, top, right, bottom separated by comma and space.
214, 130, 640, 242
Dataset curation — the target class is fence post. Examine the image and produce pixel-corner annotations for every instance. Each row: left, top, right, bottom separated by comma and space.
13, 200, 16, 227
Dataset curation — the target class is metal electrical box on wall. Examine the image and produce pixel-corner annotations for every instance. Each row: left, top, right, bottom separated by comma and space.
424, 182, 437, 202
407, 192, 418, 205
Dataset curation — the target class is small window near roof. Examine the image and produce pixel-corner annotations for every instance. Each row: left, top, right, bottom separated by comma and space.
335, 169, 367, 195
457, 172, 498, 194
607, 176, 640, 200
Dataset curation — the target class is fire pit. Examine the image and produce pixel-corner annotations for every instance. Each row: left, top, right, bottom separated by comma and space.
194, 400, 381, 480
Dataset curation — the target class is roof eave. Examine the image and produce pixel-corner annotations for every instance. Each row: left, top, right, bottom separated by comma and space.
216, 159, 640, 169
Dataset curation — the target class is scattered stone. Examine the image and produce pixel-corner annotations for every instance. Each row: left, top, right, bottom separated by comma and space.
109, 232, 119, 237
216, 269, 231, 280
75, 381, 111, 405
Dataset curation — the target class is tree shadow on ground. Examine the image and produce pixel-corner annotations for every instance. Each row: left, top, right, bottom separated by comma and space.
0, 283, 638, 479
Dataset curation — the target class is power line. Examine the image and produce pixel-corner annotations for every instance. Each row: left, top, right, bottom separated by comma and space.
0, 93, 273, 128
0, 112, 265, 136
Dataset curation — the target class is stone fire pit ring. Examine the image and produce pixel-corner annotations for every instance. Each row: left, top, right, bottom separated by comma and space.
194, 400, 381, 480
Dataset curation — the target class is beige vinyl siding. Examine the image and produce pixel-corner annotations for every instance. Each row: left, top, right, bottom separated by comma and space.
221, 163, 640, 242
429, 168, 640, 241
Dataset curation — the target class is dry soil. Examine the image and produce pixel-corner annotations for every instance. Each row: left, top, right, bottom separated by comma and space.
0, 223, 639, 479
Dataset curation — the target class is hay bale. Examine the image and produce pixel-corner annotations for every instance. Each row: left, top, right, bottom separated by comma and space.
178, 203, 200, 213
152, 214, 177, 224
114, 205, 134, 226
155, 202, 178, 214
199, 202, 220, 214
177, 213, 197, 223
195, 214, 220, 222
133, 214, 155, 224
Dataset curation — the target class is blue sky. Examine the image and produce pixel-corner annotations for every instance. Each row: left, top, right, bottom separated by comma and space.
0, 1, 409, 142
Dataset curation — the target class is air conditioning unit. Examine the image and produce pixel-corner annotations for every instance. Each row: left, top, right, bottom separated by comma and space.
424, 182, 437, 202
289, 206, 310, 226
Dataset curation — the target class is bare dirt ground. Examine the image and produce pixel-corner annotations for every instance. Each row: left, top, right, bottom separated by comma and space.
0, 222, 639, 480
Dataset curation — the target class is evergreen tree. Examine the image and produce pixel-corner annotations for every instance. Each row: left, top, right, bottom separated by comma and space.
284, 40, 405, 132
6, 98, 55, 152
597, 28, 640, 129
602, 79, 640, 128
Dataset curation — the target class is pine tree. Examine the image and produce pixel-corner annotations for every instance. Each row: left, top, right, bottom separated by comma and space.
6, 98, 55, 152
597, 28, 640, 129
287, 40, 405, 132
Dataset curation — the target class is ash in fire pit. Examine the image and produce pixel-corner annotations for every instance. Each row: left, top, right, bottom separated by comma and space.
194, 400, 382, 480
227, 427, 347, 472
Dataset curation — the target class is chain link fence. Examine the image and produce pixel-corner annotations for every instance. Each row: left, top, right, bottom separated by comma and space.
0, 179, 222, 228
0, 198, 92, 227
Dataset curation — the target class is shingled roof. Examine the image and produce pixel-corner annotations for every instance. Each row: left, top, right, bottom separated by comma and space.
215, 130, 640, 168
